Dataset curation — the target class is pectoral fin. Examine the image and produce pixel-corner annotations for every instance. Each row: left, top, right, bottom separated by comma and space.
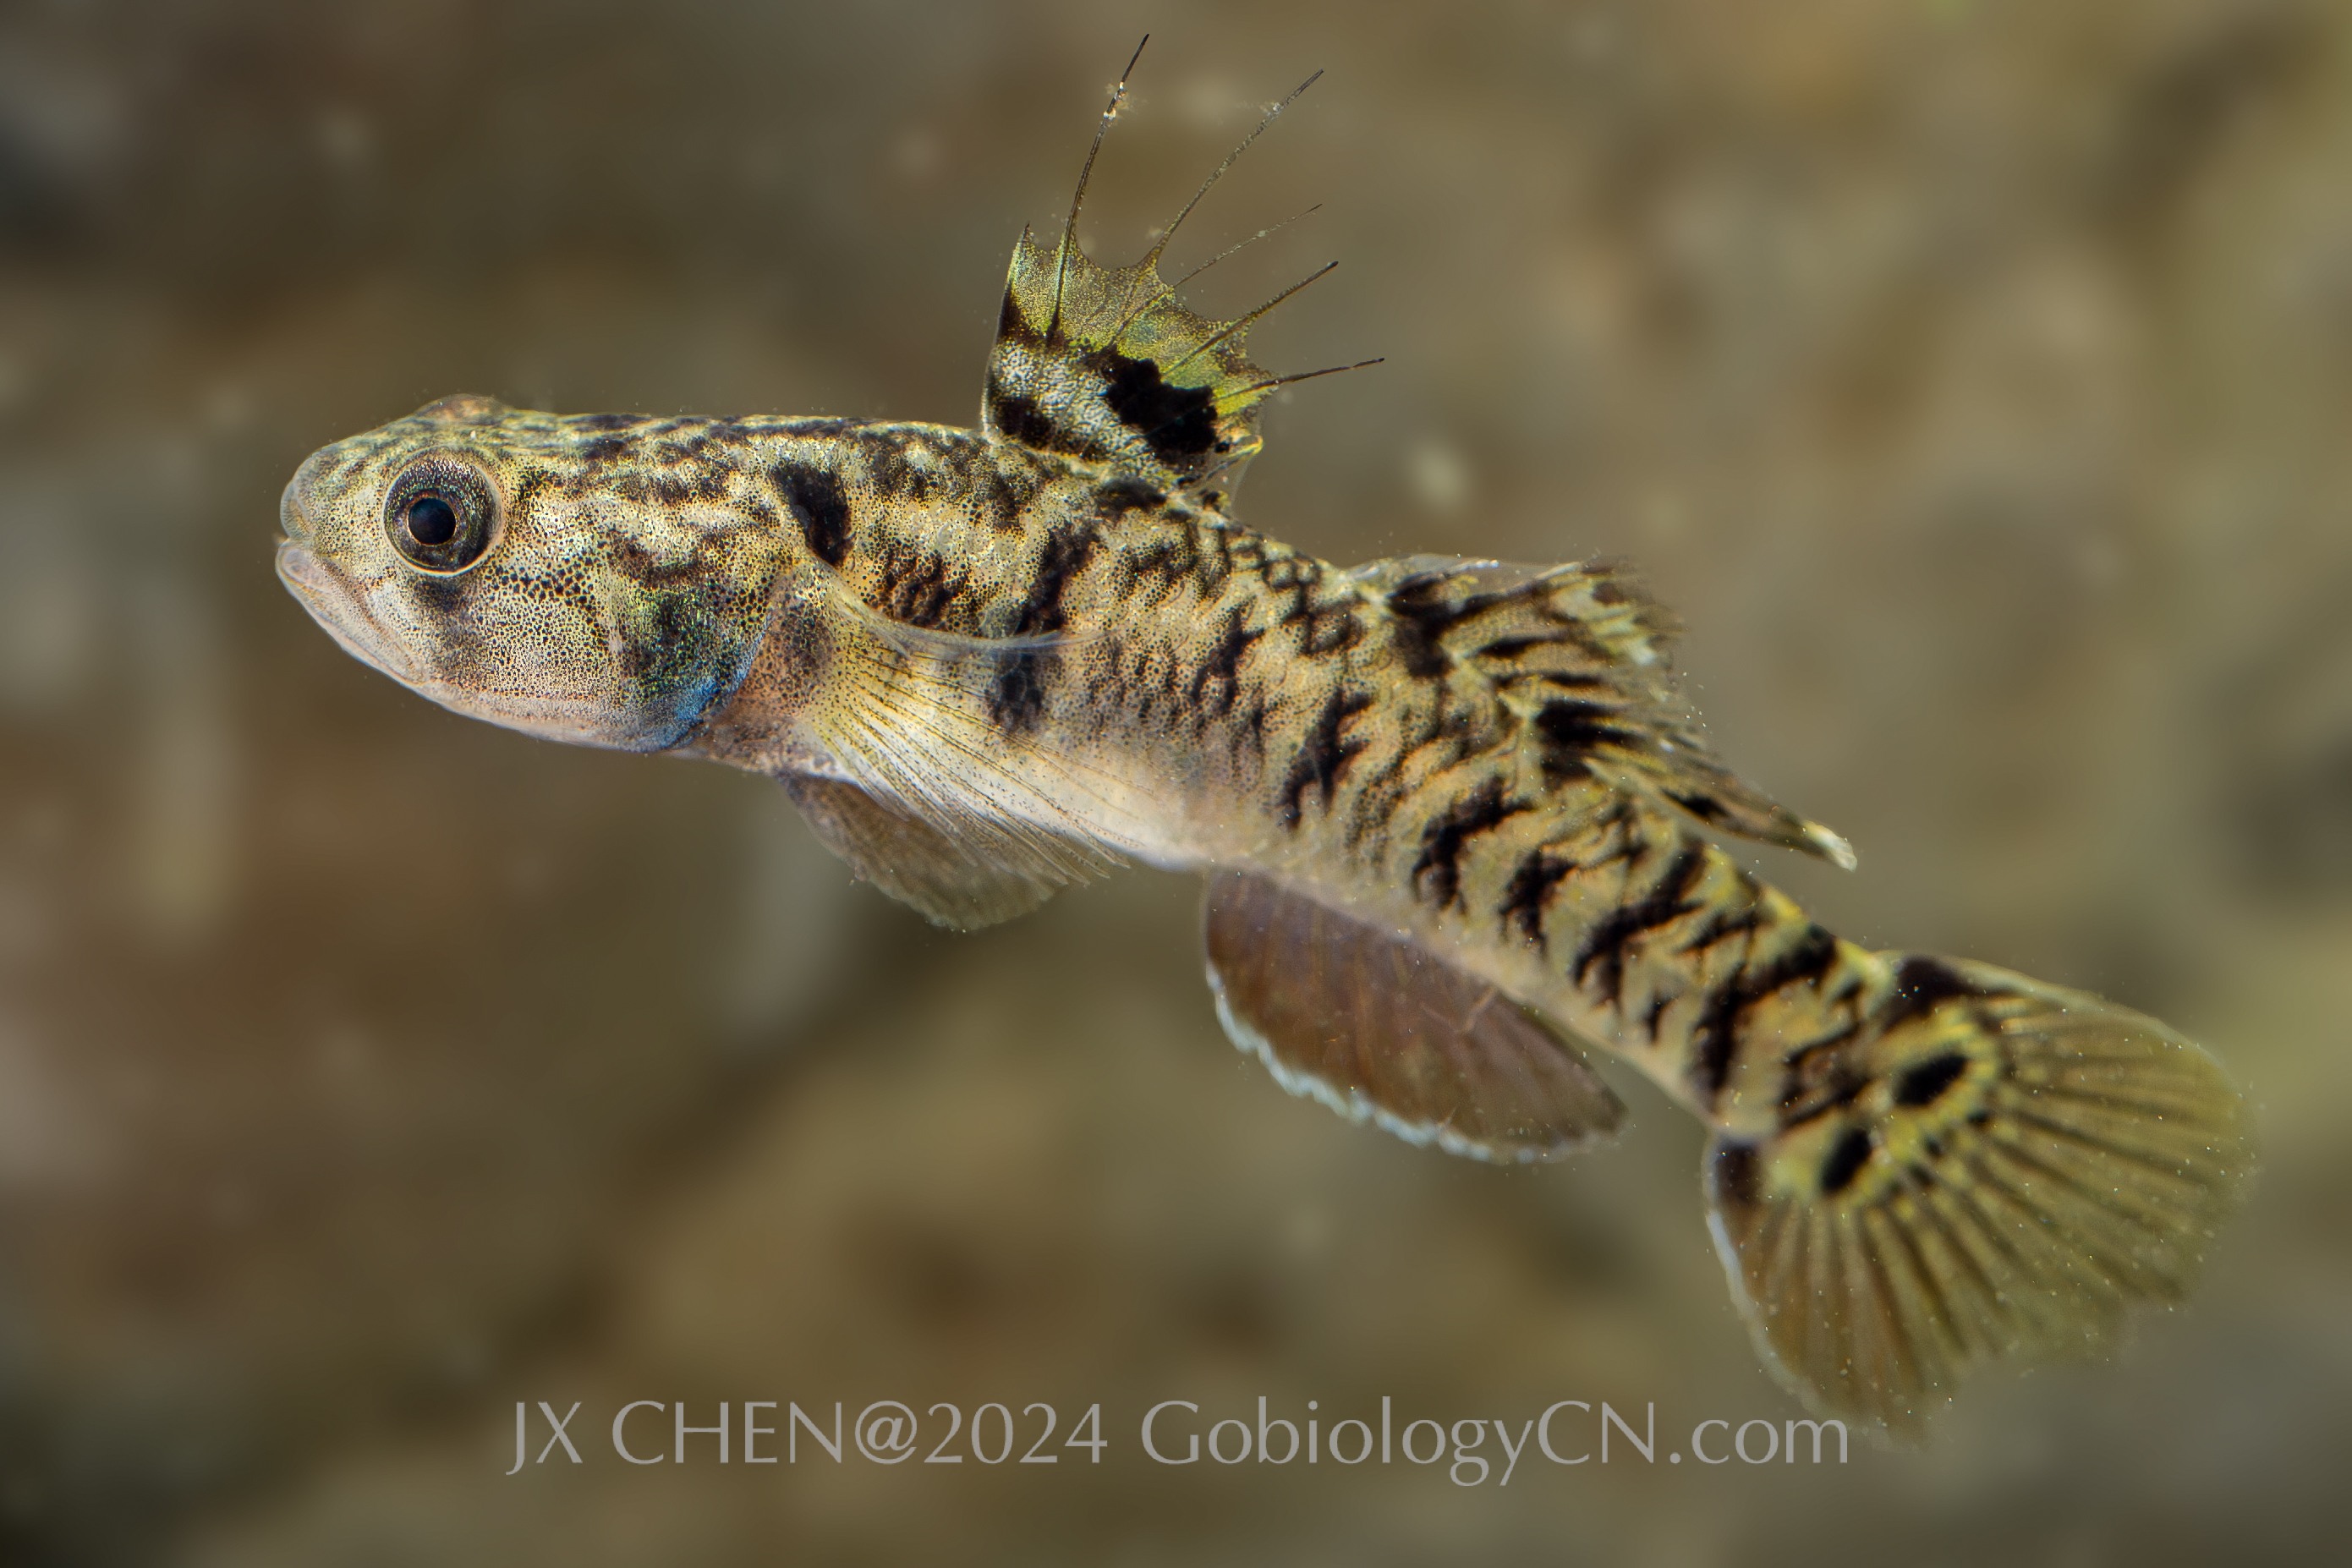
797, 578, 1134, 918
782, 772, 1095, 930
1203, 870, 1625, 1162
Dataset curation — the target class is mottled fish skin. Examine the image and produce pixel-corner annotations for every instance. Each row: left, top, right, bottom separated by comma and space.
277, 52, 2249, 1438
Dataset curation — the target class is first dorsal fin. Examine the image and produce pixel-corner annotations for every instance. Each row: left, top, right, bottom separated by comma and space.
983, 42, 1368, 510
1203, 870, 1626, 1163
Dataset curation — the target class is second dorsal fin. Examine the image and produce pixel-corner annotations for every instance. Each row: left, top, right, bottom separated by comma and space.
1203, 870, 1626, 1163
984, 43, 1362, 510
1367, 556, 1859, 869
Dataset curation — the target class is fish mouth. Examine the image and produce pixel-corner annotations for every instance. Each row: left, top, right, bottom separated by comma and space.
275, 461, 423, 683
275, 536, 422, 686
273, 528, 610, 744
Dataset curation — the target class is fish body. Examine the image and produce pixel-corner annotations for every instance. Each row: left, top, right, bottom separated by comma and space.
277, 54, 2248, 1434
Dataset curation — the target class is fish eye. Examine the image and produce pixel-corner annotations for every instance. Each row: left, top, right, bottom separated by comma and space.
384, 456, 499, 573
407, 494, 458, 546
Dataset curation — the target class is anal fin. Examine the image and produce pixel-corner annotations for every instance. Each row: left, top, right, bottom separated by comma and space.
1203, 870, 1625, 1163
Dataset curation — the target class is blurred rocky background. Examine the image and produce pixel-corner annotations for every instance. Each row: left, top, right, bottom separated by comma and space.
0, 0, 2346, 1561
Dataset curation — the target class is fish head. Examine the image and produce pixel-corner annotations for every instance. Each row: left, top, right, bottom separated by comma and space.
277, 394, 788, 752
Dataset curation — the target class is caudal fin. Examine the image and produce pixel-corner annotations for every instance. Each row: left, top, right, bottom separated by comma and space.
1703, 957, 2250, 1434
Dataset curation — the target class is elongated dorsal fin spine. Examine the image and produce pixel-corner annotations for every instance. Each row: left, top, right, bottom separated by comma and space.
982, 44, 1364, 508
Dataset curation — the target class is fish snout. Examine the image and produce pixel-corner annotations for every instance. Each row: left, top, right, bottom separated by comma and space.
277, 449, 332, 547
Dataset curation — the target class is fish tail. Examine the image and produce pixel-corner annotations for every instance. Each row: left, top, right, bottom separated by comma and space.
1215, 547, 2249, 1428
1702, 955, 2250, 1433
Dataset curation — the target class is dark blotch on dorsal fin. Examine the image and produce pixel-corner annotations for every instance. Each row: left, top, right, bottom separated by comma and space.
983, 46, 1358, 507
1203, 869, 1624, 1164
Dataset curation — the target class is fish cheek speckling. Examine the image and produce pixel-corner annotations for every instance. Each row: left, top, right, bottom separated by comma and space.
683, 571, 839, 775
548, 500, 788, 752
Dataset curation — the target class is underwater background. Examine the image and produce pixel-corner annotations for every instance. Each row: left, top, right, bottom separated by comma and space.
0, 0, 2345, 1561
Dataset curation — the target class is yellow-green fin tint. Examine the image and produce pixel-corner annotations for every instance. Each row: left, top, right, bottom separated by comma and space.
983, 41, 1366, 507
1705, 958, 2251, 1434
